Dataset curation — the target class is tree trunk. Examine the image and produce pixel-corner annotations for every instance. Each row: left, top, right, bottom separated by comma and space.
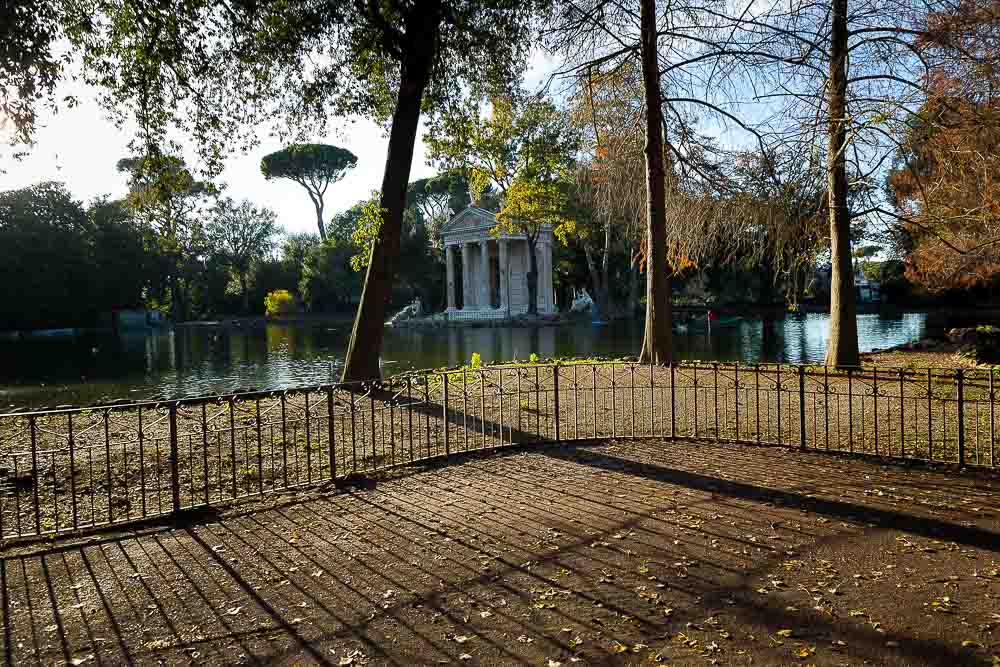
526, 235, 539, 315
638, 0, 673, 365
823, 0, 859, 368
341, 5, 441, 382
314, 197, 326, 242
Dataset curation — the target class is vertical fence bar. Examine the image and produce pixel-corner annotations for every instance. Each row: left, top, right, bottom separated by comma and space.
407, 377, 415, 460
369, 390, 377, 469
481, 370, 487, 448
254, 400, 263, 494
304, 393, 312, 483
463, 369, 469, 451
873, 367, 879, 456
327, 387, 337, 479
824, 366, 830, 450
798, 365, 806, 450
991, 369, 996, 467
443, 372, 450, 456
670, 363, 676, 439
734, 364, 740, 442
755, 365, 761, 444
103, 410, 112, 523
228, 398, 237, 499
592, 365, 598, 439
775, 366, 782, 445
349, 390, 357, 473
424, 376, 431, 457
847, 369, 854, 453
928, 368, 933, 460
714, 363, 720, 438
168, 404, 181, 513
957, 368, 965, 466
202, 404, 210, 504
68, 413, 78, 529
611, 364, 617, 438
30, 416, 40, 534
899, 370, 905, 458
553, 365, 561, 442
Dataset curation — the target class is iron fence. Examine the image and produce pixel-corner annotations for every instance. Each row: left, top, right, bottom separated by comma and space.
0, 361, 995, 540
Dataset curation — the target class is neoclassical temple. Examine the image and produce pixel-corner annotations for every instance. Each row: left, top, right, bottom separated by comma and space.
441, 206, 555, 319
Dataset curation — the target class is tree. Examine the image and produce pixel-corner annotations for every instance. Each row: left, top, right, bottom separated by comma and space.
0, 183, 92, 328
261, 144, 357, 241
0, 0, 65, 152
207, 198, 280, 313
426, 90, 580, 314
407, 172, 472, 245
885, 0, 1000, 291
63, 0, 546, 381
87, 197, 154, 313
117, 152, 215, 322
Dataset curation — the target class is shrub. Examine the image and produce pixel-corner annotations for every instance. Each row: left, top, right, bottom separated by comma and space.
264, 289, 296, 318
529, 352, 539, 363
470, 352, 482, 369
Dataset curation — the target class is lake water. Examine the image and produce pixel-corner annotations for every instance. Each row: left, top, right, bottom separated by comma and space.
0, 312, 932, 409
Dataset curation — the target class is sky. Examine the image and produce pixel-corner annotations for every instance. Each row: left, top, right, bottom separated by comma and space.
0, 51, 560, 236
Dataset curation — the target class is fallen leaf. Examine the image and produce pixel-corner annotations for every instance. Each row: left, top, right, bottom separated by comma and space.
776, 629, 794, 638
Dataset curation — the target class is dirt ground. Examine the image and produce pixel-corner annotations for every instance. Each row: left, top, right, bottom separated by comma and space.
2, 437, 1000, 666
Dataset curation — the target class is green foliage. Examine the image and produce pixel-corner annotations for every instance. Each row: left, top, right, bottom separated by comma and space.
299, 239, 360, 312
0, 183, 152, 329
63, 0, 545, 175
206, 197, 280, 312
529, 352, 540, 363
260, 144, 357, 185
264, 289, 296, 318
471, 352, 482, 369
350, 195, 388, 272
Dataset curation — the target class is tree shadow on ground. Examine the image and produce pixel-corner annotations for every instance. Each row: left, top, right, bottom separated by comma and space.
3, 438, 999, 665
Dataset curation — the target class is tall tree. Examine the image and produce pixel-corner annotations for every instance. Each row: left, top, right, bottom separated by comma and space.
637, 0, 672, 363
426, 90, 580, 315
261, 144, 357, 241
207, 197, 280, 312
117, 153, 215, 322
886, 0, 1000, 291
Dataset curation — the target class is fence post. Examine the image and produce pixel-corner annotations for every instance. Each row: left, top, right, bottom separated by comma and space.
168, 403, 181, 513
327, 386, 337, 480
443, 372, 450, 456
553, 364, 561, 442
798, 365, 807, 450
957, 368, 965, 466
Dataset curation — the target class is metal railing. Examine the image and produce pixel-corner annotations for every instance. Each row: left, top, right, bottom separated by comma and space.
0, 361, 995, 540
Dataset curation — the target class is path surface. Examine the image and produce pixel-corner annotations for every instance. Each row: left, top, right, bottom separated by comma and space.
3, 438, 1000, 665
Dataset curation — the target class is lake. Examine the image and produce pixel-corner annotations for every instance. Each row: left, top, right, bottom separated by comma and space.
0, 311, 933, 409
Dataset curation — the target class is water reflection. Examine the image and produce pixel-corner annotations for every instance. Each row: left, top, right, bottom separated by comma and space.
0, 312, 929, 408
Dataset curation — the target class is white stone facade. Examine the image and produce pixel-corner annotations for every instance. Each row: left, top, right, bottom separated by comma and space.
441, 207, 555, 320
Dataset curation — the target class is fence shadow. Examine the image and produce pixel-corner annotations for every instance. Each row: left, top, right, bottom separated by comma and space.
4, 436, 999, 665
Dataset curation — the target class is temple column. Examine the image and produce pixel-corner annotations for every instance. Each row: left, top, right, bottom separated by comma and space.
544, 240, 554, 313
462, 242, 473, 309
535, 242, 545, 313
445, 244, 456, 310
480, 239, 490, 309
498, 239, 509, 313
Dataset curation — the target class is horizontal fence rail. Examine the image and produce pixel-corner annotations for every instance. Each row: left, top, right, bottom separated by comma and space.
0, 362, 995, 540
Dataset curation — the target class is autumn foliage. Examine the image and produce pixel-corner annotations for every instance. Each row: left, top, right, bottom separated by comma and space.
888, 0, 1000, 291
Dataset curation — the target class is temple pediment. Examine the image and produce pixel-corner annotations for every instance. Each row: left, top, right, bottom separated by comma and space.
441, 207, 502, 238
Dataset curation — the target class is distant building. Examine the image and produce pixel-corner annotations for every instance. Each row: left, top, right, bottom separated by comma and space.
440, 206, 556, 319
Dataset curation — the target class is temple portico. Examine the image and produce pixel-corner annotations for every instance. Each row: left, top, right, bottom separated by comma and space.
441, 207, 555, 319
